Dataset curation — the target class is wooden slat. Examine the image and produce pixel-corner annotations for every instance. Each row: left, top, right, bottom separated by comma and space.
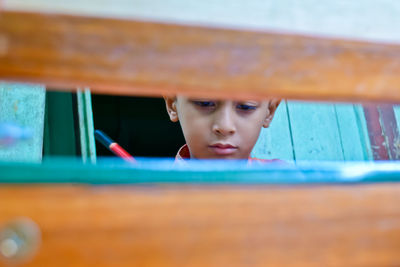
363, 104, 400, 160
394, 106, 400, 141
363, 105, 389, 160
286, 102, 344, 160
353, 104, 374, 160
1, 11, 400, 102
334, 104, 372, 161
3, 0, 400, 44
1, 184, 400, 266
379, 105, 400, 160
76, 89, 96, 163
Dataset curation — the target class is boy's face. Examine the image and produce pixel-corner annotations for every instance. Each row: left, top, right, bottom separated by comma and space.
164, 96, 280, 159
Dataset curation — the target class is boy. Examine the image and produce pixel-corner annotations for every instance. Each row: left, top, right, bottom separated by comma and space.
164, 96, 280, 160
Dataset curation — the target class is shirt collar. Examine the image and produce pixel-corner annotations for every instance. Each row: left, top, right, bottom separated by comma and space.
176, 144, 191, 160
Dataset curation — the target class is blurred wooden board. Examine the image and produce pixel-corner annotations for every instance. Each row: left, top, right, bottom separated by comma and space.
1, 184, 400, 266
3, 0, 400, 44
1, 11, 400, 102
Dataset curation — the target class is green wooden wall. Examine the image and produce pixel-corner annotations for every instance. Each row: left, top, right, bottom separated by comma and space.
43, 89, 96, 163
43, 91, 77, 157
0, 83, 96, 162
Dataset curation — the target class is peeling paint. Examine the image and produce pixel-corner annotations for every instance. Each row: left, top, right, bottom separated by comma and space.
394, 137, 400, 158
13, 100, 19, 113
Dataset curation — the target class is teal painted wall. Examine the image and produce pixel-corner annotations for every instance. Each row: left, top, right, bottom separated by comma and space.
252, 101, 373, 161
0, 82, 45, 162
288, 101, 344, 161
251, 101, 294, 161
335, 104, 372, 161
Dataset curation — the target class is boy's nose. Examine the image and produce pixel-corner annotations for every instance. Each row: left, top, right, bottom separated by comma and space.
212, 108, 236, 136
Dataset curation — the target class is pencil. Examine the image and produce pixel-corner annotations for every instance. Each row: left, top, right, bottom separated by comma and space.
94, 130, 135, 162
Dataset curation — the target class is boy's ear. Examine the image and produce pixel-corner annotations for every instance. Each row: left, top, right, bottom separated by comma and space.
163, 96, 179, 122
263, 99, 281, 128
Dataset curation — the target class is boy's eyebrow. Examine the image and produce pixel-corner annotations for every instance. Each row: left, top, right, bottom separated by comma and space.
236, 101, 260, 104
189, 98, 218, 103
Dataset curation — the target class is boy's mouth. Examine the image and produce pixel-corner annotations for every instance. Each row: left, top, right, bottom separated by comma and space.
208, 143, 238, 155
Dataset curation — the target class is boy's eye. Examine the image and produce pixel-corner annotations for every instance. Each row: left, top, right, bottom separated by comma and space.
236, 104, 257, 111
193, 101, 216, 108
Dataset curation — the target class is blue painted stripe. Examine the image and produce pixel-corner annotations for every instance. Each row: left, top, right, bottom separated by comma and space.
0, 157, 400, 184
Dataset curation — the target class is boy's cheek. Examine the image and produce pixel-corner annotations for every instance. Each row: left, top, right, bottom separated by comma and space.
185, 118, 209, 134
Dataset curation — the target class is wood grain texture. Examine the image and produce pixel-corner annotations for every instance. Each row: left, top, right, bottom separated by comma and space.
378, 105, 400, 160
1, 11, 400, 102
363, 104, 400, 160
1, 184, 400, 266
4, 0, 400, 44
